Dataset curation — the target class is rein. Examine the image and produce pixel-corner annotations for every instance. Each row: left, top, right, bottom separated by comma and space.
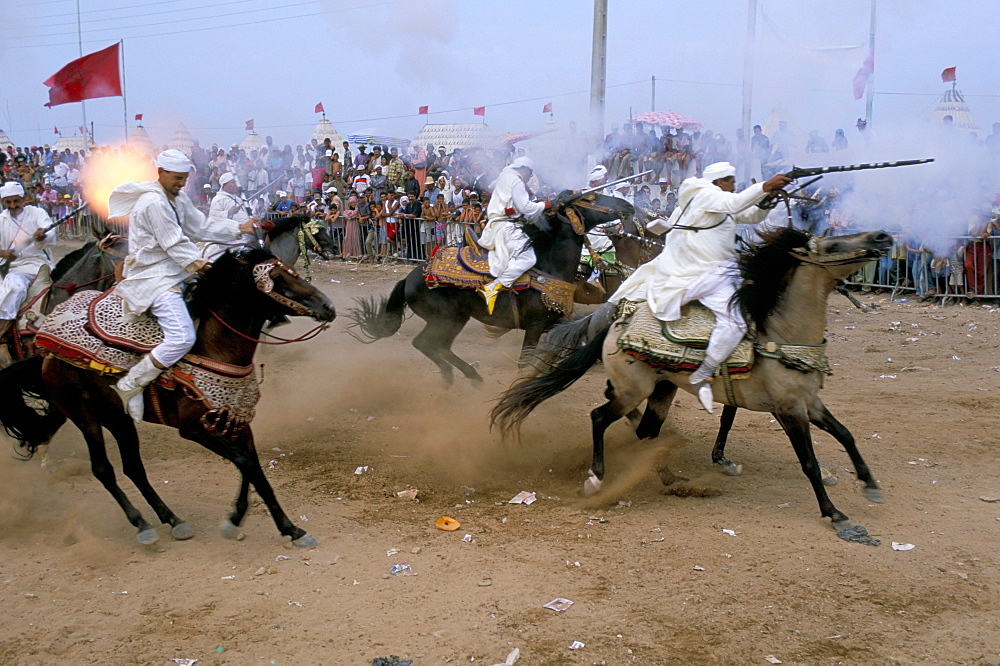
208, 309, 328, 345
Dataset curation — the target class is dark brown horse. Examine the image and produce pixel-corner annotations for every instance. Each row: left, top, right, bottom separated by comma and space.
0, 248, 335, 547
573, 204, 664, 304
347, 193, 634, 383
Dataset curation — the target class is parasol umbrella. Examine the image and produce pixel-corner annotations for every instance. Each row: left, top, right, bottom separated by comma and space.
631, 110, 703, 131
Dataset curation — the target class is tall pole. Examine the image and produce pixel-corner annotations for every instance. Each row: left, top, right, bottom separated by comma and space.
75, 0, 88, 142
120, 40, 129, 144
865, 0, 876, 124
589, 0, 608, 158
740, 0, 757, 145
651, 75, 656, 112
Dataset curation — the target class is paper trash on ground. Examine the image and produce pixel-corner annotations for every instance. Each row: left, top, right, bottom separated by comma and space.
891, 542, 916, 551
543, 597, 574, 612
508, 491, 537, 505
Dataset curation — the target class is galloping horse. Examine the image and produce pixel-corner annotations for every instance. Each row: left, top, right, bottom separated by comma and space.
347, 193, 634, 383
0, 248, 335, 546
492, 228, 893, 539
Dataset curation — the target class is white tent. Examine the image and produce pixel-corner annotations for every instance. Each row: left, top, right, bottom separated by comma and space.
0, 130, 14, 152
311, 118, 344, 146
53, 134, 94, 154
240, 131, 266, 154
930, 86, 982, 138
410, 123, 498, 152
127, 126, 156, 158
166, 123, 196, 156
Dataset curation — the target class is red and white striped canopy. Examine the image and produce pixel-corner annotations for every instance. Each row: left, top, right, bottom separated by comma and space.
631, 110, 703, 130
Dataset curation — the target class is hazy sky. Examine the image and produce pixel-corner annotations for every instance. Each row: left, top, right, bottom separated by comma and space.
1, 0, 998, 150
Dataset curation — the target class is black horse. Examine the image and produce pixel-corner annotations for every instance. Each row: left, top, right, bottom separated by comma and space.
347, 193, 634, 383
0, 248, 335, 546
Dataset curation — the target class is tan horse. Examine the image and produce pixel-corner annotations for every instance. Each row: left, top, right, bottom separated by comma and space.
492, 228, 893, 540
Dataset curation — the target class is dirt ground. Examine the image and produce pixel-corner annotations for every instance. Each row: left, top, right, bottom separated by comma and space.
2, 249, 999, 665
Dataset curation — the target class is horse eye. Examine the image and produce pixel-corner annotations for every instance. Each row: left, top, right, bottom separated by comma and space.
827, 243, 840, 253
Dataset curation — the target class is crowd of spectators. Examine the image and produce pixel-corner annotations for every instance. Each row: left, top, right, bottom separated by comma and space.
3, 113, 1000, 300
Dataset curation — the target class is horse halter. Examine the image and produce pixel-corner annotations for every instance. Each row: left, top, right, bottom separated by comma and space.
252, 259, 312, 315
558, 192, 624, 236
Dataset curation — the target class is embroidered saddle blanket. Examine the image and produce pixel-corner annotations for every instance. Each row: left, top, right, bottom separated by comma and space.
36, 290, 260, 436
615, 300, 755, 376
423, 231, 575, 317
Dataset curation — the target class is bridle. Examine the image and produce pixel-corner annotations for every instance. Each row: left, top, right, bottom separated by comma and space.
208, 257, 329, 345
788, 235, 888, 267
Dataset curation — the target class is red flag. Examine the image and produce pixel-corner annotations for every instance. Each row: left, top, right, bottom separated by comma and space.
852, 50, 874, 100
314, 102, 324, 113
941, 67, 956, 83
43, 43, 122, 107
418, 105, 429, 114
542, 102, 553, 113
79, 126, 86, 135
54, 126, 60, 135
473, 106, 485, 116
245, 119, 254, 131
134, 113, 143, 121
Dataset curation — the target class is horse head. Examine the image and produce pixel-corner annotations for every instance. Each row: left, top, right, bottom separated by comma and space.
735, 228, 892, 333
190, 248, 336, 323
549, 191, 635, 236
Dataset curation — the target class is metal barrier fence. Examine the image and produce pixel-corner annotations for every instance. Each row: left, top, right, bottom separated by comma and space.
843, 235, 1000, 302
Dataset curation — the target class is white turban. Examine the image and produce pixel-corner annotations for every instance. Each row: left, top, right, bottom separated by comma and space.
702, 161, 737, 182
276, 190, 287, 197
0, 181, 25, 198
588, 165, 608, 183
219, 172, 237, 187
510, 156, 535, 171
155, 149, 194, 173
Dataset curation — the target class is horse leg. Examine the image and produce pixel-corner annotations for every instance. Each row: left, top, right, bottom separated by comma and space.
772, 410, 854, 529
220, 477, 251, 541
102, 407, 194, 540
44, 370, 160, 544
584, 379, 651, 496
412, 317, 482, 384
711, 404, 744, 476
635, 380, 677, 440
517, 322, 547, 370
810, 402, 883, 503
180, 426, 315, 547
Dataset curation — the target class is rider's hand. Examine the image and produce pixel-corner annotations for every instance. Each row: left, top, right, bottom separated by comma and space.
32, 229, 47, 242
238, 221, 255, 234
0, 250, 16, 262
763, 174, 793, 193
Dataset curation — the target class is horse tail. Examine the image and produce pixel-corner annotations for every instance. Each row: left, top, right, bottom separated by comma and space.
346, 278, 408, 342
0, 356, 66, 459
491, 320, 610, 437
527, 301, 617, 369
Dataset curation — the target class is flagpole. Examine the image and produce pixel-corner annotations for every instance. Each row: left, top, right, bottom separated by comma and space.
865, 0, 876, 125
75, 0, 88, 144
120, 39, 129, 145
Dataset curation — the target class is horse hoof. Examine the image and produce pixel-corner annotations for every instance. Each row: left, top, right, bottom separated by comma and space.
719, 461, 743, 476
864, 486, 885, 503
292, 533, 317, 548
137, 528, 159, 545
171, 522, 195, 540
820, 467, 838, 486
219, 519, 245, 541
583, 472, 602, 497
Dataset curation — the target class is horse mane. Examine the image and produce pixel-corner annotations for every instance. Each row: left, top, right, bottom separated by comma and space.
186, 247, 275, 319
732, 227, 811, 334
50, 241, 97, 282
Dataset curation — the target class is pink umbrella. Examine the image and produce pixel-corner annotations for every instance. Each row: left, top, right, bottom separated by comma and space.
499, 128, 556, 145
632, 110, 703, 131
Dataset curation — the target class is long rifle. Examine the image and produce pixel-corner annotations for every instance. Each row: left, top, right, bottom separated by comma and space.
784, 158, 934, 180
578, 169, 654, 197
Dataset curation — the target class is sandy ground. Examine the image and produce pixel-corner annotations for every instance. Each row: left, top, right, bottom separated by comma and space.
1, 250, 999, 665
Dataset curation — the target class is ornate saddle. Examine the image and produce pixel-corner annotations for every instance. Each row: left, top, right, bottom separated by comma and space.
36, 290, 260, 437
615, 300, 755, 376
423, 228, 576, 317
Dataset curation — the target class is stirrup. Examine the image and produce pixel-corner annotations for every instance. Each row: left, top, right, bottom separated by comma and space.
693, 381, 715, 415
478, 283, 502, 315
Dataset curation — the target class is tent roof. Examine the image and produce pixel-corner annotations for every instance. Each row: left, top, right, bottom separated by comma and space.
127, 126, 155, 157
929, 87, 982, 137
240, 131, 266, 153
410, 123, 497, 151
167, 123, 195, 156
0, 130, 13, 151
311, 118, 344, 145
53, 134, 94, 153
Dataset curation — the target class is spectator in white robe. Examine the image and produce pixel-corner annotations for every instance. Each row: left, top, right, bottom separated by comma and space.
0, 181, 55, 343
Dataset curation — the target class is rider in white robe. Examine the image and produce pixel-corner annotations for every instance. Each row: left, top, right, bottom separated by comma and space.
477, 157, 550, 313
0, 182, 55, 343
109, 150, 254, 423
609, 161, 791, 413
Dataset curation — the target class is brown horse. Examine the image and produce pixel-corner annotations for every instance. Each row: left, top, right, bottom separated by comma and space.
0, 248, 335, 547
572, 205, 663, 305
492, 228, 893, 541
